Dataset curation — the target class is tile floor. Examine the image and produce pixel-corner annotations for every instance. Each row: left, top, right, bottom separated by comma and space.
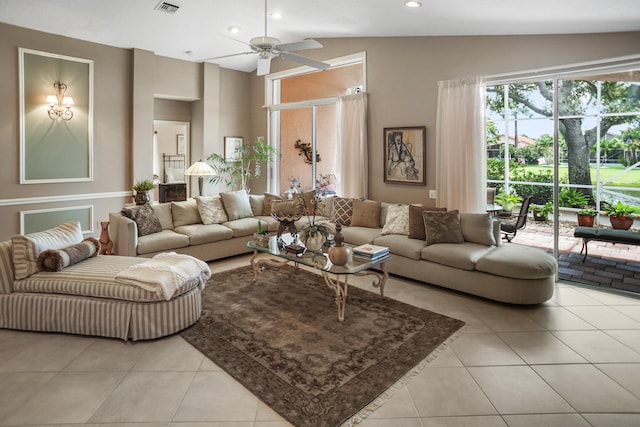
2, 254, 640, 427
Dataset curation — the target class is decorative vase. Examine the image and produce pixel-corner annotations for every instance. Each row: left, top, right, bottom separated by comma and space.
610, 216, 633, 230
577, 215, 595, 227
304, 233, 325, 252
328, 222, 350, 266
134, 191, 149, 205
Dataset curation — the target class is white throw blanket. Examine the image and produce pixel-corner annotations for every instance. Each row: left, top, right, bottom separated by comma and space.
115, 252, 211, 301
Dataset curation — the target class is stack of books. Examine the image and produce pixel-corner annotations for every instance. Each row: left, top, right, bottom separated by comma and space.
352, 244, 390, 262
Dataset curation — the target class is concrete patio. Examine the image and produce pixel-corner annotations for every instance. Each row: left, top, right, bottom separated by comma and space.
513, 220, 640, 295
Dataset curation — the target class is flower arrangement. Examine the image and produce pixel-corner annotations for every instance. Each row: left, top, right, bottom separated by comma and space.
298, 190, 334, 242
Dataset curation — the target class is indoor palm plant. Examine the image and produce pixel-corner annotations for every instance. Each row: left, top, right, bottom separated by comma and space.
603, 201, 636, 230
207, 136, 276, 192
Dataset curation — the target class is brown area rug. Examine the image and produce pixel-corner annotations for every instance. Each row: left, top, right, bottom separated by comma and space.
180, 264, 464, 427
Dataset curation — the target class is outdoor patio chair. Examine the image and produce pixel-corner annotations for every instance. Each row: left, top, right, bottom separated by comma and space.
498, 195, 533, 242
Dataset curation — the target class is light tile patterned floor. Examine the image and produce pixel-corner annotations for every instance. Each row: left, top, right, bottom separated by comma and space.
1, 254, 640, 426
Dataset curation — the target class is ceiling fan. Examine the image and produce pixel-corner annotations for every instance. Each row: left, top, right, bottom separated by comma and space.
201, 0, 330, 76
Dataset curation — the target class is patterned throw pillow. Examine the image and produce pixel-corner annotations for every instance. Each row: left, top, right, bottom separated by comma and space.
408, 205, 447, 240
381, 204, 410, 235
332, 197, 354, 226
422, 210, 464, 246
123, 204, 162, 237
263, 192, 284, 216
351, 199, 381, 228
196, 196, 228, 225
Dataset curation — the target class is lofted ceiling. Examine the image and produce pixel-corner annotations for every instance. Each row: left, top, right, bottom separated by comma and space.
1, 0, 639, 74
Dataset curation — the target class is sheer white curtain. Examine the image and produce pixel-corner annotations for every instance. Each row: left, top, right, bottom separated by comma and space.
337, 92, 368, 198
435, 77, 486, 212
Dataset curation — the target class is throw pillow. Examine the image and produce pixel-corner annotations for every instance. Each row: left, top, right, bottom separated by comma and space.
171, 199, 201, 227
332, 197, 354, 226
249, 195, 265, 216
263, 192, 284, 216
196, 196, 228, 225
165, 168, 185, 183
220, 189, 253, 221
37, 237, 99, 272
422, 210, 464, 246
460, 213, 497, 246
152, 203, 174, 230
408, 205, 447, 240
381, 204, 410, 235
297, 190, 317, 215
270, 198, 304, 217
351, 199, 381, 228
12, 220, 84, 280
123, 204, 162, 237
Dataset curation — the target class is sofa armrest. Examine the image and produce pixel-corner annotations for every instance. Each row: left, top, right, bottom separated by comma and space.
108, 212, 138, 256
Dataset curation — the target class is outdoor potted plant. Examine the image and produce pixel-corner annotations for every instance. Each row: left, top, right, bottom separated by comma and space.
133, 179, 154, 205
494, 190, 521, 216
532, 201, 553, 222
603, 201, 636, 230
577, 207, 598, 227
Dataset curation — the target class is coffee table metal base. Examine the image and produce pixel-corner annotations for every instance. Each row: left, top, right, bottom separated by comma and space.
250, 251, 388, 322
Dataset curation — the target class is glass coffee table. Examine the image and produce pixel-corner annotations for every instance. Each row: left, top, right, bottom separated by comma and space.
247, 234, 391, 322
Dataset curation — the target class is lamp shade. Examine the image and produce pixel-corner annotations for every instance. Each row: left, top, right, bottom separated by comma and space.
184, 161, 215, 177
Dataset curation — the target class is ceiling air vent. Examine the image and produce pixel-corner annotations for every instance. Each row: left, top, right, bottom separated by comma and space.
154, 1, 180, 14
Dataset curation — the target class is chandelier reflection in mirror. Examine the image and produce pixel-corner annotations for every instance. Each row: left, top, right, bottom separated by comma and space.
46, 82, 74, 120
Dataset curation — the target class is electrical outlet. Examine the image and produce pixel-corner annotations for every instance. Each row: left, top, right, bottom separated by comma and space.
429, 190, 437, 199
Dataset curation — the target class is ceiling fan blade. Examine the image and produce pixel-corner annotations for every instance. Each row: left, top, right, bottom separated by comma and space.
276, 39, 323, 52
257, 56, 272, 76
201, 51, 257, 62
279, 52, 330, 71
216, 32, 258, 50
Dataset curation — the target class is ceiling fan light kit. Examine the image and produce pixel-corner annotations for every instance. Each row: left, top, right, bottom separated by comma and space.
202, 0, 329, 76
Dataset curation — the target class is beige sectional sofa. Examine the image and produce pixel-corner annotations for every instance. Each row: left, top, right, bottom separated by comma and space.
109, 191, 557, 305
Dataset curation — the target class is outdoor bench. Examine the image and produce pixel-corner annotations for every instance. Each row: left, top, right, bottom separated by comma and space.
574, 226, 640, 262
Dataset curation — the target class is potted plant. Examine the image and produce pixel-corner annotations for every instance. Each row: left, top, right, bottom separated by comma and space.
253, 220, 270, 247
577, 207, 598, 227
207, 136, 277, 192
133, 179, 154, 205
532, 201, 553, 222
298, 191, 334, 252
603, 201, 636, 230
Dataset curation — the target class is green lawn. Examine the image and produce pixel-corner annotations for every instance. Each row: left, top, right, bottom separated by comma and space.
526, 165, 640, 188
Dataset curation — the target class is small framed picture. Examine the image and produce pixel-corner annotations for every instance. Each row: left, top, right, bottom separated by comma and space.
383, 126, 426, 185
224, 136, 243, 162
177, 134, 186, 155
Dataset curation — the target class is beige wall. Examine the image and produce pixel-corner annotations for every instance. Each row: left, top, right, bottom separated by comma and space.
252, 33, 640, 206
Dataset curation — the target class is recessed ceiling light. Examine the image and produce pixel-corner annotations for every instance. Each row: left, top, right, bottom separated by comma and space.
228, 25, 241, 34
270, 12, 283, 19
405, 1, 422, 7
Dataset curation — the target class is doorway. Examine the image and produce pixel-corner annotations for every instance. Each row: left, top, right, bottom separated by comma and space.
153, 120, 190, 200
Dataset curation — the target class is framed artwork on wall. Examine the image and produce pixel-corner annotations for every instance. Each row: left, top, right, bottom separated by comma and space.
19, 48, 94, 183
224, 136, 243, 162
383, 126, 426, 185
177, 134, 186, 155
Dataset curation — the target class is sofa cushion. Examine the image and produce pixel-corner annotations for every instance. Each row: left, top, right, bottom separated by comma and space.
172, 199, 202, 227
136, 230, 190, 255
422, 243, 496, 271
196, 196, 228, 225
152, 203, 174, 230
12, 220, 84, 280
249, 195, 265, 216
341, 226, 381, 246
254, 216, 282, 232
223, 218, 261, 237
408, 205, 446, 240
381, 203, 410, 235
37, 237, 99, 272
0, 240, 14, 294
351, 199, 381, 228
422, 210, 464, 246
122, 204, 162, 237
173, 224, 234, 245
332, 197, 354, 226
221, 189, 253, 220
262, 193, 283, 215
476, 244, 557, 280
374, 234, 427, 260
460, 213, 496, 246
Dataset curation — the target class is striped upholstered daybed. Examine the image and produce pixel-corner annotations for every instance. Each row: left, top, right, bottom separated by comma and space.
0, 221, 205, 341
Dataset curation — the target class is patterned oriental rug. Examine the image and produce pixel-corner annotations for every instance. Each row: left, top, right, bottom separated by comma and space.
180, 264, 464, 427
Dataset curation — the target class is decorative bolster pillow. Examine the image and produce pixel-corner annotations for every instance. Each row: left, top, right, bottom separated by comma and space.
37, 237, 100, 272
